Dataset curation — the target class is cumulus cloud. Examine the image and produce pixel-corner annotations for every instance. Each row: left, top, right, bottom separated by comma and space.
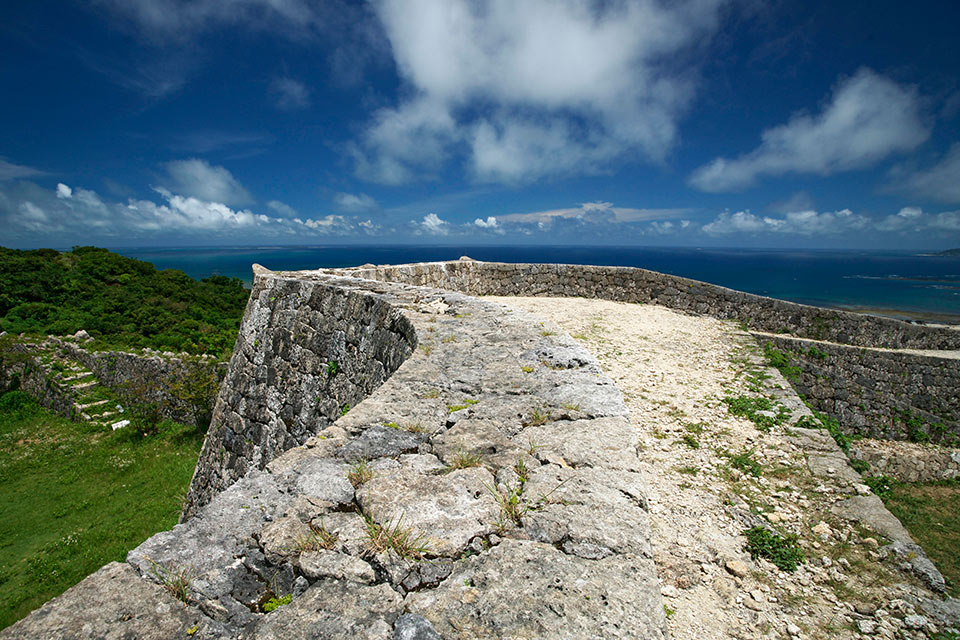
267, 200, 298, 218
357, 0, 724, 184
334, 192, 378, 212
499, 201, 689, 225
270, 77, 311, 110
888, 143, 960, 204
877, 206, 960, 232
702, 208, 869, 235
0, 157, 46, 181
418, 212, 449, 235
0, 179, 376, 242
162, 159, 252, 206
689, 69, 930, 192
473, 216, 498, 228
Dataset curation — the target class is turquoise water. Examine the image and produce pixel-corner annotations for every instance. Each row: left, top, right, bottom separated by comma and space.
117, 245, 960, 323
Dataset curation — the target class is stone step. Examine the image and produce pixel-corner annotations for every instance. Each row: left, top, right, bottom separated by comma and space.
61, 372, 94, 382
111, 419, 131, 431
76, 399, 110, 411
71, 380, 98, 390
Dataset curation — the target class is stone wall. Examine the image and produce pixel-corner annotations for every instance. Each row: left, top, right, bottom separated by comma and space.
6, 267, 668, 639
323, 260, 960, 350
0, 336, 226, 428
181, 266, 418, 518
850, 439, 960, 483
757, 335, 960, 444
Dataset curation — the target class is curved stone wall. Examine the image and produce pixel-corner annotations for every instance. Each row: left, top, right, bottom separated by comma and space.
182, 267, 417, 518
326, 260, 960, 350
5, 267, 667, 639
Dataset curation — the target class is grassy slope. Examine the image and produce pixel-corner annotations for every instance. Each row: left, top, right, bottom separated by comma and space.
883, 479, 960, 597
0, 392, 203, 629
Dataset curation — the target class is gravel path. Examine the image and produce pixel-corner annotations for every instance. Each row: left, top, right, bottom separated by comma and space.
488, 296, 953, 640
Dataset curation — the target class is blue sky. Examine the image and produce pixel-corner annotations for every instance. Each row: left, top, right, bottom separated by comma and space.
2, 0, 960, 250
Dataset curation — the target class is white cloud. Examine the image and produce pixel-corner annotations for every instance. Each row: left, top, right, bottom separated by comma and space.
1, 180, 376, 241
127, 189, 267, 230
499, 201, 689, 225
888, 143, 960, 204
358, 0, 724, 184
267, 200, 298, 218
418, 212, 448, 235
703, 208, 869, 235
270, 77, 311, 110
163, 159, 252, 206
0, 158, 46, 181
689, 69, 930, 192
334, 192, 378, 212
473, 216, 498, 228
877, 206, 960, 233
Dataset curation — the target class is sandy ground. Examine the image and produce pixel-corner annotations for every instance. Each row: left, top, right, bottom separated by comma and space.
487, 296, 945, 640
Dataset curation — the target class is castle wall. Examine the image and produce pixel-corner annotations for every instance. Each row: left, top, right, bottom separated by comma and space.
327, 260, 960, 350
181, 268, 417, 518
757, 335, 960, 444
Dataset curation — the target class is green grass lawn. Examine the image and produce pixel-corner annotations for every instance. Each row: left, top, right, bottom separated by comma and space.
883, 478, 960, 597
0, 391, 203, 630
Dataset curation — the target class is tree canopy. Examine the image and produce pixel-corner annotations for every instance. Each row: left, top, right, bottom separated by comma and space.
0, 246, 248, 357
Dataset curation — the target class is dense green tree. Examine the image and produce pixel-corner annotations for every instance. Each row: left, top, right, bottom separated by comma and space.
0, 246, 248, 357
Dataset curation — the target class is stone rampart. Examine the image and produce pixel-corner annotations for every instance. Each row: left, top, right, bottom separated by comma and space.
182, 266, 418, 518
850, 439, 960, 483
324, 260, 960, 350
757, 334, 960, 444
5, 266, 667, 639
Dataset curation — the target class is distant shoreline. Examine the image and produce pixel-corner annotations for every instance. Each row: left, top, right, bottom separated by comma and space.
836, 305, 960, 326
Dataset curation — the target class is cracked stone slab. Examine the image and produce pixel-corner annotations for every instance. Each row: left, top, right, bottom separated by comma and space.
252, 579, 403, 640
128, 471, 285, 599
0, 562, 225, 640
293, 458, 355, 507
521, 466, 653, 558
405, 539, 667, 640
518, 416, 641, 471
356, 466, 500, 558
298, 550, 377, 584
433, 418, 534, 471
336, 425, 425, 461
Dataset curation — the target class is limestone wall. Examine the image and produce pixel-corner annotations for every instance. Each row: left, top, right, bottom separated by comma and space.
5, 268, 668, 639
850, 439, 960, 483
181, 267, 418, 518
758, 335, 960, 444
324, 260, 960, 350
0, 336, 225, 427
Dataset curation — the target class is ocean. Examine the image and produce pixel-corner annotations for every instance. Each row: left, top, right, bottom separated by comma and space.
116, 245, 960, 324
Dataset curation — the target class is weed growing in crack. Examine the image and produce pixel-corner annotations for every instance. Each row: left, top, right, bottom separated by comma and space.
148, 559, 194, 604
723, 395, 789, 432
675, 465, 700, 475
448, 449, 482, 470
262, 593, 292, 612
526, 438, 541, 456
523, 406, 550, 427
744, 526, 805, 572
680, 433, 700, 449
348, 459, 374, 488
296, 522, 339, 552
521, 365, 534, 373
727, 447, 762, 477
362, 514, 431, 560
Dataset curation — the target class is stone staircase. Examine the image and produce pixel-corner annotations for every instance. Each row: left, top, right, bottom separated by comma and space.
35, 347, 130, 430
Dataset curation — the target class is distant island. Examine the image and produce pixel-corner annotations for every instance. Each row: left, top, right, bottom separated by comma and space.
936, 248, 960, 256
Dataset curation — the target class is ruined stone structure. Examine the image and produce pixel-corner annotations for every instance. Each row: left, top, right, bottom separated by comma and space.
4, 260, 958, 639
